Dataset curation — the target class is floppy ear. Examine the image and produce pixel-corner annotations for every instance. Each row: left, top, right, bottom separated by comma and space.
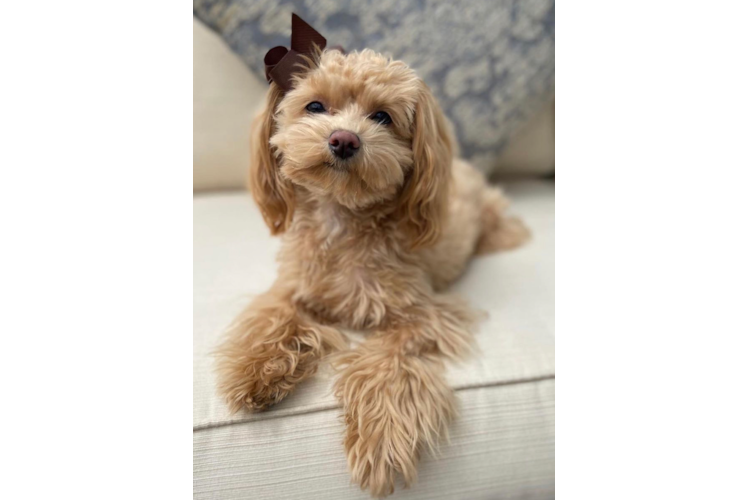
249, 85, 295, 234
399, 81, 454, 249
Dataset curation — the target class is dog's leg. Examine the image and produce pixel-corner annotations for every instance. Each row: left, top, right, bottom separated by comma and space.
216, 284, 348, 413
333, 295, 476, 497
475, 186, 530, 255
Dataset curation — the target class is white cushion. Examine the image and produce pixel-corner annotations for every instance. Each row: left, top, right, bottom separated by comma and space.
193, 180, 555, 498
193, 18, 266, 192
194, 381, 554, 499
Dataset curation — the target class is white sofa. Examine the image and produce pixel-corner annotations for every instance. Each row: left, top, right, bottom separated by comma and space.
194, 19, 555, 499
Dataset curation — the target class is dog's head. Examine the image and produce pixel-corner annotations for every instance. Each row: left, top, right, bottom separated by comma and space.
250, 49, 453, 249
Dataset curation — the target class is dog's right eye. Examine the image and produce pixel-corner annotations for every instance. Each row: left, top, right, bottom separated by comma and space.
306, 101, 326, 114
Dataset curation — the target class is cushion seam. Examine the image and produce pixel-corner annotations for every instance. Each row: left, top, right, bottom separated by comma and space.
193, 373, 555, 432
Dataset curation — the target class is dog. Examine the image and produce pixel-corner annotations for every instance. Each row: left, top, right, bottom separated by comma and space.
216, 27, 529, 497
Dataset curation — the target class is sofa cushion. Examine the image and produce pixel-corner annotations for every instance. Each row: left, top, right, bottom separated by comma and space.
194, 380, 554, 499
193, 180, 554, 429
193, 179, 554, 498
193, 18, 266, 192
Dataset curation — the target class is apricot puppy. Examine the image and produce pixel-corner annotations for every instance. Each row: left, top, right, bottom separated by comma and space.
216, 46, 528, 497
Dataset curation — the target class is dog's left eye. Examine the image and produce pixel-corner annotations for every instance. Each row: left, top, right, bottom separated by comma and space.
369, 111, 392, 125
306, 101, 326, 113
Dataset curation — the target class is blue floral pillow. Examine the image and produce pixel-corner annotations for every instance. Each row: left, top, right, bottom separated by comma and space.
193, 0, 554, 173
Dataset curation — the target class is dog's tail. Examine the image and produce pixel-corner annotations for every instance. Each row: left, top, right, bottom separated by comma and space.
475, 186, 531, 255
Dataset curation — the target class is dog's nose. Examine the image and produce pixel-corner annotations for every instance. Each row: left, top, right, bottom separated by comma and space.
328, 130, 360, 160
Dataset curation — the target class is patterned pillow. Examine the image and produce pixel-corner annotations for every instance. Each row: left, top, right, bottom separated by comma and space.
193, 0, 554, 174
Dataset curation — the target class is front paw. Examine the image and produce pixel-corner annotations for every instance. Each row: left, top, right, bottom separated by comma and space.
343, 413, 413, 498
334, 346, 455, 497
218, 348, 312, 412
216, 313, 324, 413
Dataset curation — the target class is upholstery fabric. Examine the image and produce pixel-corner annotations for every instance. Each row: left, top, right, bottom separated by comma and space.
192, 0, 555, 174
195, 381, 554, 499
193, 180, 555, 498
193, 18, 266, 191
493, 98, 555, 178
194, 180, 554, 429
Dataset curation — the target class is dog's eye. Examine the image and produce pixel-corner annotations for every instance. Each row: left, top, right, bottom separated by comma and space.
306, 101, 326, 114
369, 111, 392, 125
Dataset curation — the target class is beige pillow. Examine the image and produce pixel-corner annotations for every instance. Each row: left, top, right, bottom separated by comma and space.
493, 99, 555, 178
193, 19, 553, 192
193, 18, 266, 192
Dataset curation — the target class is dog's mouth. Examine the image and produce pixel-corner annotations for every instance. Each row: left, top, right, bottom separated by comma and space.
324, 160, 349, 172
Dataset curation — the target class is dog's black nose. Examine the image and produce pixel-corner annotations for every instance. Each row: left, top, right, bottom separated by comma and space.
328, 130, 360, 159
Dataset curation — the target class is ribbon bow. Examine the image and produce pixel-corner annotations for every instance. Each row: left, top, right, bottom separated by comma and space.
264, 14, 327, 92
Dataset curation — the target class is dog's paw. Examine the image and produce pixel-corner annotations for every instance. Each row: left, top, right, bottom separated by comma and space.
344, 417, 413, 498
334, 345, 455, 497
216, 311, 327, 413
217, 346, 317, 412
218, 348, 315, 412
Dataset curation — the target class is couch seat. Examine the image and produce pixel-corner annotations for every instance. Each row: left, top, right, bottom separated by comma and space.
194, 179, 555, 499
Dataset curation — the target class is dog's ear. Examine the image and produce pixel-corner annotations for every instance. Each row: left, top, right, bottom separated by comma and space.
249, 85, 295, 234
399, 81, 453, 249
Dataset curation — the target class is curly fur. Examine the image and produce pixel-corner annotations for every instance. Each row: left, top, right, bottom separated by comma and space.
216, 48, 529, 497
216, 286, 348, 412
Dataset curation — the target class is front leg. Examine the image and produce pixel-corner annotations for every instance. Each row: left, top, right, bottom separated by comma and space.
333, 296, 477, 497
216, 282, 347, 413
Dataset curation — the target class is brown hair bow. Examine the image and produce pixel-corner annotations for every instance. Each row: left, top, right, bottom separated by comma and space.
264, 14, 327, 92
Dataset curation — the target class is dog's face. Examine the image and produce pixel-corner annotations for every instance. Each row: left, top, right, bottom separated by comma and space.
270, 50, 421, 209
251, 49, 453, 248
